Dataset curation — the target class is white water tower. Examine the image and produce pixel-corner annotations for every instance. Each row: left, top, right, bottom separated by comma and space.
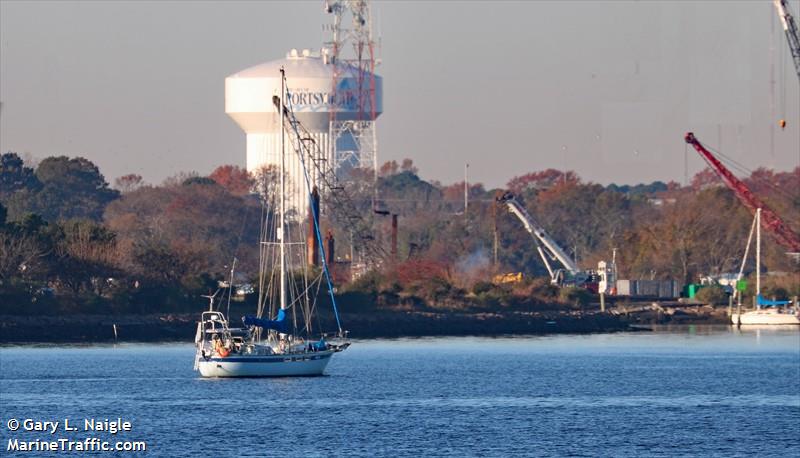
225, 48, 383, 214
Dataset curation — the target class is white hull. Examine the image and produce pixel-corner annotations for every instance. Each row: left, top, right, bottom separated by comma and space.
732, 310, 800, 325
197, 350, 335, 377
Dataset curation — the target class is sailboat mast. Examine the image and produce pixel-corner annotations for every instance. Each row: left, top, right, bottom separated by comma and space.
279, 68, 287, 311
756, 208, 761, 300
736, 212, 758, 307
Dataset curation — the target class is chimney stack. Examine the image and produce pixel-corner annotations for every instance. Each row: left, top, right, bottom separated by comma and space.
307, 187, 321, 266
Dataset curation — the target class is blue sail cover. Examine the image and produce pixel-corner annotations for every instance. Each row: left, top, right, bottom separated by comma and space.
757, 295, 792, 307
243, 309, 290, 333
313, 337, 327, 351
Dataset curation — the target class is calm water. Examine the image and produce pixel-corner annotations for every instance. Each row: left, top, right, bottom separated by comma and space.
2, 327, 799, 457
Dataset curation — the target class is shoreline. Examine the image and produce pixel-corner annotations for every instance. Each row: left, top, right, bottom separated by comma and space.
0, 304, 733, 344
0, 310, 640, 344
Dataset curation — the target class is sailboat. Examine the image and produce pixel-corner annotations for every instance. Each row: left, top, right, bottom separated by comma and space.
730, 208, 800, 326
194, 68, 349, 377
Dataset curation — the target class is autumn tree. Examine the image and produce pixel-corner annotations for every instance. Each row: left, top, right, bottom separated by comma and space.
619, 187, 751, 282
0, 231, 47, 283
104, 178, 262, 290
0, 214, 52, 285
379, 160, 399, 177
507, 169, 579, 195
440, 182, 486, 203
114, 174, 144, 194
400, 158, 418, 175
532, 182, 607, 265
209, 165, 254, 196
52, 220, 121, 295
690, 168, 722, 191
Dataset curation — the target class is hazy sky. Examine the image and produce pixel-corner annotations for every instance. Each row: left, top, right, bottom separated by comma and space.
1, 1, 799, 188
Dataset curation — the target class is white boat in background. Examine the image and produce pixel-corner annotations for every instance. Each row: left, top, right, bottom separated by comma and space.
730, 208, 800, 326
732, 307, 800, 325
194, 68, 349, 377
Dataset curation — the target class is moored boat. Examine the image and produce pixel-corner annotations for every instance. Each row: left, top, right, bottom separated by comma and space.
194, 68, 349, 377
194, 310, 346, 377
732, 308, 800, 326
729, 208, 799, 326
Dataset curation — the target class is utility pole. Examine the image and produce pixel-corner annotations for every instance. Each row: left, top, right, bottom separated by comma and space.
464, 163, 469, 228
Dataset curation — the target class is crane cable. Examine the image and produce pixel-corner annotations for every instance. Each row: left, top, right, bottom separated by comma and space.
700, 142, 799, 202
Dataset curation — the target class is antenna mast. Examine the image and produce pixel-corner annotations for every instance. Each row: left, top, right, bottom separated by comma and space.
324, 0, 379, 176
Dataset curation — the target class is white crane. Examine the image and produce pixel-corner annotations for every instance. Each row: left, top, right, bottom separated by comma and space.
774, 0, 800, 82
496, 192, 590, 286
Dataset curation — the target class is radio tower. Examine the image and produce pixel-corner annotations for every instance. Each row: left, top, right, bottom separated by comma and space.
324, 0, 379, 178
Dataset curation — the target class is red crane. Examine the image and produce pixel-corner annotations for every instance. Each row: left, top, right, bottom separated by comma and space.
685, 132, 800, 253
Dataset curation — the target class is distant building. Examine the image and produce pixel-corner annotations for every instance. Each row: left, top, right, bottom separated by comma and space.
647, 198, 677, 207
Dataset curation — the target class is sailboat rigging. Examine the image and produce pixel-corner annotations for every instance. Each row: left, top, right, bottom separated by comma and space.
194, 68, 350, 377
731, 208, 800, 326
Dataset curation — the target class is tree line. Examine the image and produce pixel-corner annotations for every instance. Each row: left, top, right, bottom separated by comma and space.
1, 151, 797, 315
360, 164, 798, 308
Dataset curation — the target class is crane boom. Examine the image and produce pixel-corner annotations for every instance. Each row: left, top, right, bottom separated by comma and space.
497, 192, 580, 275
684, 132, 800, 253
774, 0, 800, 81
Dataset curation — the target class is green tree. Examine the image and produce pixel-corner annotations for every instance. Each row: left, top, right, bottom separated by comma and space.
182, 176, 217, 187
695, 285, 728, 305
0, 152, 41, 200
28, 156, 120, 221
559, 286, 593, 307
